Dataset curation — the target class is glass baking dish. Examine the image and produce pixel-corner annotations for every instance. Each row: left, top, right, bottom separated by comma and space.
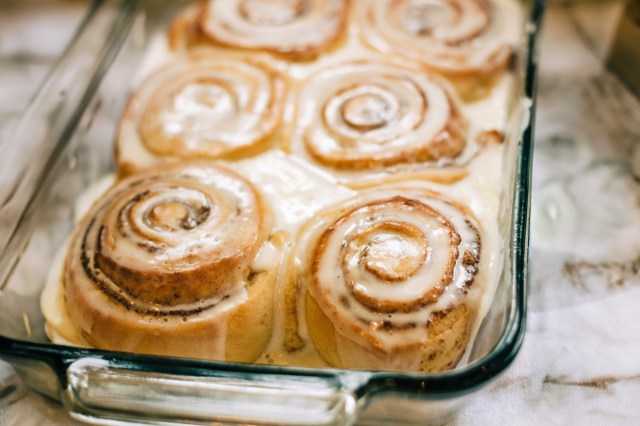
0, 0, 544, 424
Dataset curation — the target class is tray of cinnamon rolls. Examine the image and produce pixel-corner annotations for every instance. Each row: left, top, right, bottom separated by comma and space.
0, 0, 544, 424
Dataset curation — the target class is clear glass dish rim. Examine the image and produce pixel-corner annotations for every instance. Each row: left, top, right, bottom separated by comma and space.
0, 0, 545, 400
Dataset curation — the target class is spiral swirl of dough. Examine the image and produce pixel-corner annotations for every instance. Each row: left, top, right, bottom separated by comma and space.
359, 0, 513, 98
64, 162, 281, 361
298, 61, 467, 171
199, 0, 349, 60
296, 186, 481, 371
117, 54, 286, 174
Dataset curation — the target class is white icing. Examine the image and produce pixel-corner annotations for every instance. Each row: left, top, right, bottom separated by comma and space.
359, 0, 522, 73
231, 151, 355, 234
200, 0, 347, 57
45, 146, 504, 369
251, 239, 280, 272
299, 62, 455, 165
120, 55, 285, 171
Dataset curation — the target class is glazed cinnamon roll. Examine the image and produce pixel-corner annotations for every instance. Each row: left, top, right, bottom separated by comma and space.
288, 186, 481, 372
178, 0, 350, 60
290, 60, 469, 186
64, 162, 284, 362
117, 52, 286, 175
358, 0, 516, 100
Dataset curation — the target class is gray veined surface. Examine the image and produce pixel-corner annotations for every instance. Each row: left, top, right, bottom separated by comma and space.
530, 74, 640, 311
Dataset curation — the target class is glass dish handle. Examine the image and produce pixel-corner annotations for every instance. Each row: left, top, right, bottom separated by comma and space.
64, 358, 365, 426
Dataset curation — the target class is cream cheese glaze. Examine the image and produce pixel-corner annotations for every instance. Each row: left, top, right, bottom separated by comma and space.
42, 0, 520, 371
42, 146, 502, 368
124, 19, 516, 181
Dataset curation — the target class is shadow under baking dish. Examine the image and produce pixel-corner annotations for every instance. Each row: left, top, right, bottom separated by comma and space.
0, 0, 544, 424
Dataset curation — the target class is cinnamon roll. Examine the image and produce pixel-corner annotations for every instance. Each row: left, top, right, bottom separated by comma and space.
117, 52, 286, 175
63, 162, 284, 362
177, 0, 350, 60
288, 186, 481, 371
358, 0, 516, 100
290, 60, 470, 186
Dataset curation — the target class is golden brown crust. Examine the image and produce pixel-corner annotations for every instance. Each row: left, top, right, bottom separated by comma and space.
283, 256, 306, 352
420, 304, 470, 372
306, 291, 470, 372
224, 250, 282, 361
65, 258, 278, 362
476, 129, 505, 147
305, 291, 342, 367
446, 62, 512, 101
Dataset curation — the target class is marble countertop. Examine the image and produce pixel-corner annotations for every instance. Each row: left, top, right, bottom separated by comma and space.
1, 1, 639, 424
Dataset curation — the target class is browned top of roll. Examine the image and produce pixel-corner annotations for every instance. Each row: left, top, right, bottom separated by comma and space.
65, 162, 269, 314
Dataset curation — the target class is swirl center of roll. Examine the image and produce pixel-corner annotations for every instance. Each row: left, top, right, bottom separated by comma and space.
239, 0, 306, 26
134, 187, 212, 237
340, 88, 398, 132
146, 199, 210, 232
148, 202, 189, 230
358, 222, 428, 282
171, 81, 236, 125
